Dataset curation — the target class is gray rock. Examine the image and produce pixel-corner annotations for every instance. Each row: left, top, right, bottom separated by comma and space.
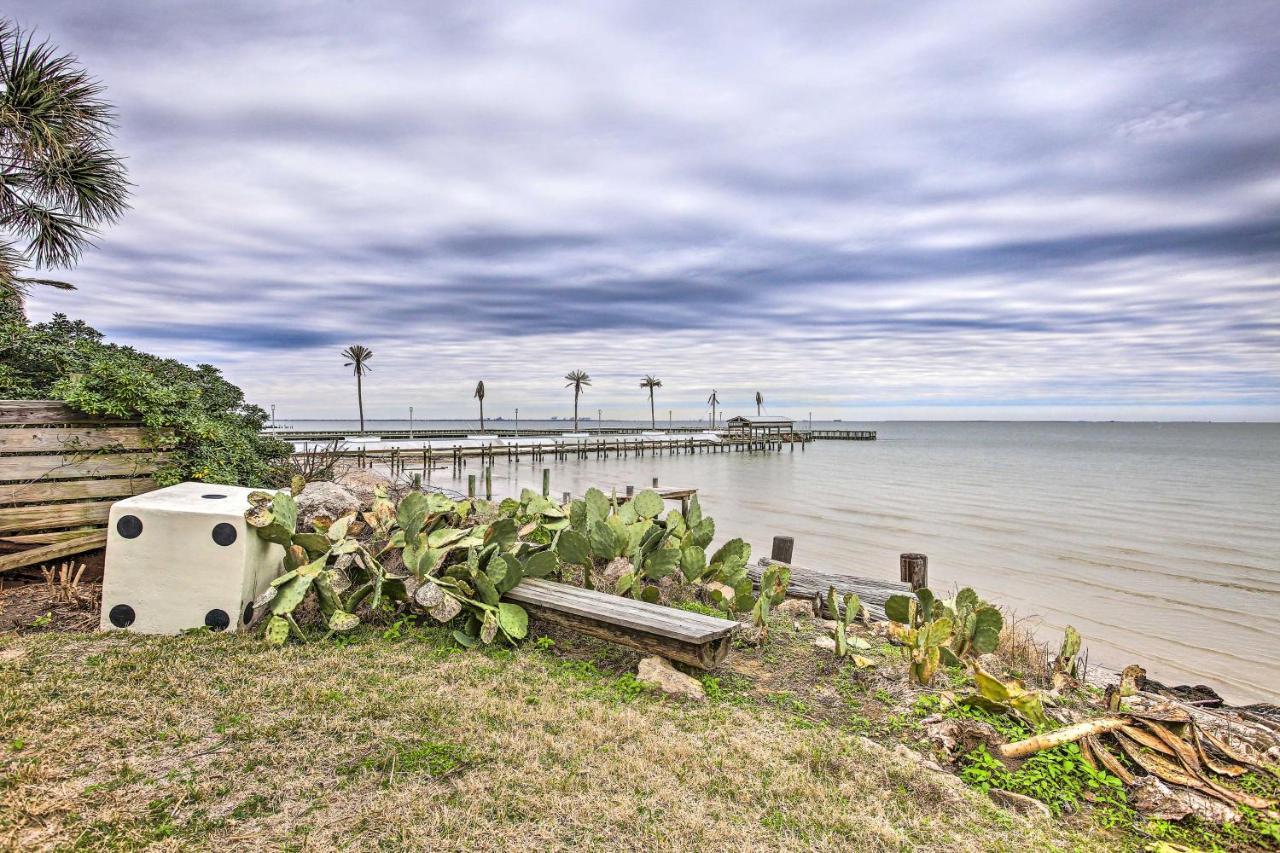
775, 598, 817, 619
333, 468, 393, 507
989, 788, 1052, 819
637, 656, 706, 702
295, 481, 361, 527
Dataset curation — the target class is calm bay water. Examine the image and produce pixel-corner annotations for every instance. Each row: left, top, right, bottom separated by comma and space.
291, 420, 1280, 704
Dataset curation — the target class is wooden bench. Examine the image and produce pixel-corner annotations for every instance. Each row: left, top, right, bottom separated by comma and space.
503, 577, 738, 670
747, 558, 912, 621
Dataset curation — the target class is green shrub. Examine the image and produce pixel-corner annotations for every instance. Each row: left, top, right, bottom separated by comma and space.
0, 306, 291, 487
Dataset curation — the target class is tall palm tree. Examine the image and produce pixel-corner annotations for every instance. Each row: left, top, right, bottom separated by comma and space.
341, 345, 373, 432
640, 375, 662, 429
473, 380, 486, 432
0, 21, 130, 311
755, 391, 764, 416
564, 370, 591, 431
707, 389, 719, 429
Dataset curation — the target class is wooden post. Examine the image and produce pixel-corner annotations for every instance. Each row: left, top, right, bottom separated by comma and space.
467, 474, 476, 498
626, 485, 634, 498
541, 468, 550, 498
562, 491, 572, 504
652, 476, 659, 488
412, 473, 422, 489
900, 553, 928, 590
771, 536, 795, 564
484, 466, 492, 501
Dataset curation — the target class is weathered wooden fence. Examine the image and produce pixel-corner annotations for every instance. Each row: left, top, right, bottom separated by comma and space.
0, 400, 163, 573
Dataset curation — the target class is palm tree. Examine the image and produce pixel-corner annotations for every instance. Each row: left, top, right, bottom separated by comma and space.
564, 370, 591, 431
640, 375, 662, 429
755, 391, 764, 416
707, 389, 719, 429
0, 21, 130, 311
341, 346, 373, 432
473, 380, 486, 432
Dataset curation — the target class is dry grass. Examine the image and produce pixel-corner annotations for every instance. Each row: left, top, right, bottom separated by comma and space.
0, 622, 1111, 852
991, 611, 1054, 688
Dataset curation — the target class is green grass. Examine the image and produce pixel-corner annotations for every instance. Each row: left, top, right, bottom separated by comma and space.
0, 625, 1112, 852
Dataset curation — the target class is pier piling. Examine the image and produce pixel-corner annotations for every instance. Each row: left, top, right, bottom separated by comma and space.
899, 553, 928, 590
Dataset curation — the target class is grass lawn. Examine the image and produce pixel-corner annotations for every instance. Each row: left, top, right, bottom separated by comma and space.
0, 618, 1118, 852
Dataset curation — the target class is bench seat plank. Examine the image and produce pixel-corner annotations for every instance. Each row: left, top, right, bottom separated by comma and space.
504, 578, 739, 669
506, 578, 737, 643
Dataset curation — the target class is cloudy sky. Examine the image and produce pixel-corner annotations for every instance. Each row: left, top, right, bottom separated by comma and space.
15, 0, 1280, 421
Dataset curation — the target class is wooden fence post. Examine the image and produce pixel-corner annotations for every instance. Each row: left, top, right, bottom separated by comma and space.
900, 553, 928, 590
771, 536, 795, 564
541, 468, 550, 498
467, 474, 476, 498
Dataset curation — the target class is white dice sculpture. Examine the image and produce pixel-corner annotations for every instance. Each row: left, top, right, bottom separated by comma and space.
100, 482, 285, 634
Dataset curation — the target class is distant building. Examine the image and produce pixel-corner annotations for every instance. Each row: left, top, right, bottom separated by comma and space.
724, 414, 795, 438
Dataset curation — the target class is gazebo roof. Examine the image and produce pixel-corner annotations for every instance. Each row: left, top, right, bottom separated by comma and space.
725, 414, 794, 425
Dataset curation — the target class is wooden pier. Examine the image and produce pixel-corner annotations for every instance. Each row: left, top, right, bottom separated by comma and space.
323, 435, 808, 483
266, 426, 875, 442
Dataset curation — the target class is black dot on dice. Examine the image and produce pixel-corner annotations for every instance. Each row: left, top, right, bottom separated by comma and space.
116, 514, 143, 539
205, 609, 230, 631
201, 493, 227, 500
211, 522, 237, 546
108, 604, 135, 627
242, 602, 255, 626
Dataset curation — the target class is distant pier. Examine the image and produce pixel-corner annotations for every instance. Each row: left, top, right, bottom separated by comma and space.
265, 426, 876, 442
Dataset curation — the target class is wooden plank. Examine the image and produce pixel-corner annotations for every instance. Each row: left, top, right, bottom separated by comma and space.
515, 597, 733, 670
0, 452, 165, 483
0, 476, 155, 505
0, 530, 107, 573
0, 400, 133, 426
505, 577, 738, 643
1, 528, 105, 546
0, 425, 156, 453
0, 501, 114, 534
508, 585, 731, 639
747, 558, 911, 621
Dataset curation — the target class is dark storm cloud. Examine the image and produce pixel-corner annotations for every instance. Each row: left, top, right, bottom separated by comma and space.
14, 0, 1280, 418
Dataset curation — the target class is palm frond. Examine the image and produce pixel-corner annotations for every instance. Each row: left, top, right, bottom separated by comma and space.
0, 20, 129, 300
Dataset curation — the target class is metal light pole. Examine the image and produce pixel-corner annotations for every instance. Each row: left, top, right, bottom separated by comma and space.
809, 411, 813, 432
270, 404, 276, 429
409, 406, 414, 438
668, 409, 672, 428
515, 408, 519, 437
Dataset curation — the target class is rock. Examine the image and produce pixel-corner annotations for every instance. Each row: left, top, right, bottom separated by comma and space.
600, 556, 634, 589
922, 714, 1005, 760
890, 743, 963, 786
703, 581, 735, 605
989, 788, 1052, 819
636, 656, 706, 702
813, 635, 837, 653
333, 468, 393, 507
295, 481, 361, 527
775, 598, 816, 619
976, 653, 1002, 673
1129, 775, 1237, 823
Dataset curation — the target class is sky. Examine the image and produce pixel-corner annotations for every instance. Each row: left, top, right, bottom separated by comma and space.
14, 0, 1280, 422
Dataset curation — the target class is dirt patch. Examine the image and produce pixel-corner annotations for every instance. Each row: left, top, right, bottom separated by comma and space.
0, 573, 101, 634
